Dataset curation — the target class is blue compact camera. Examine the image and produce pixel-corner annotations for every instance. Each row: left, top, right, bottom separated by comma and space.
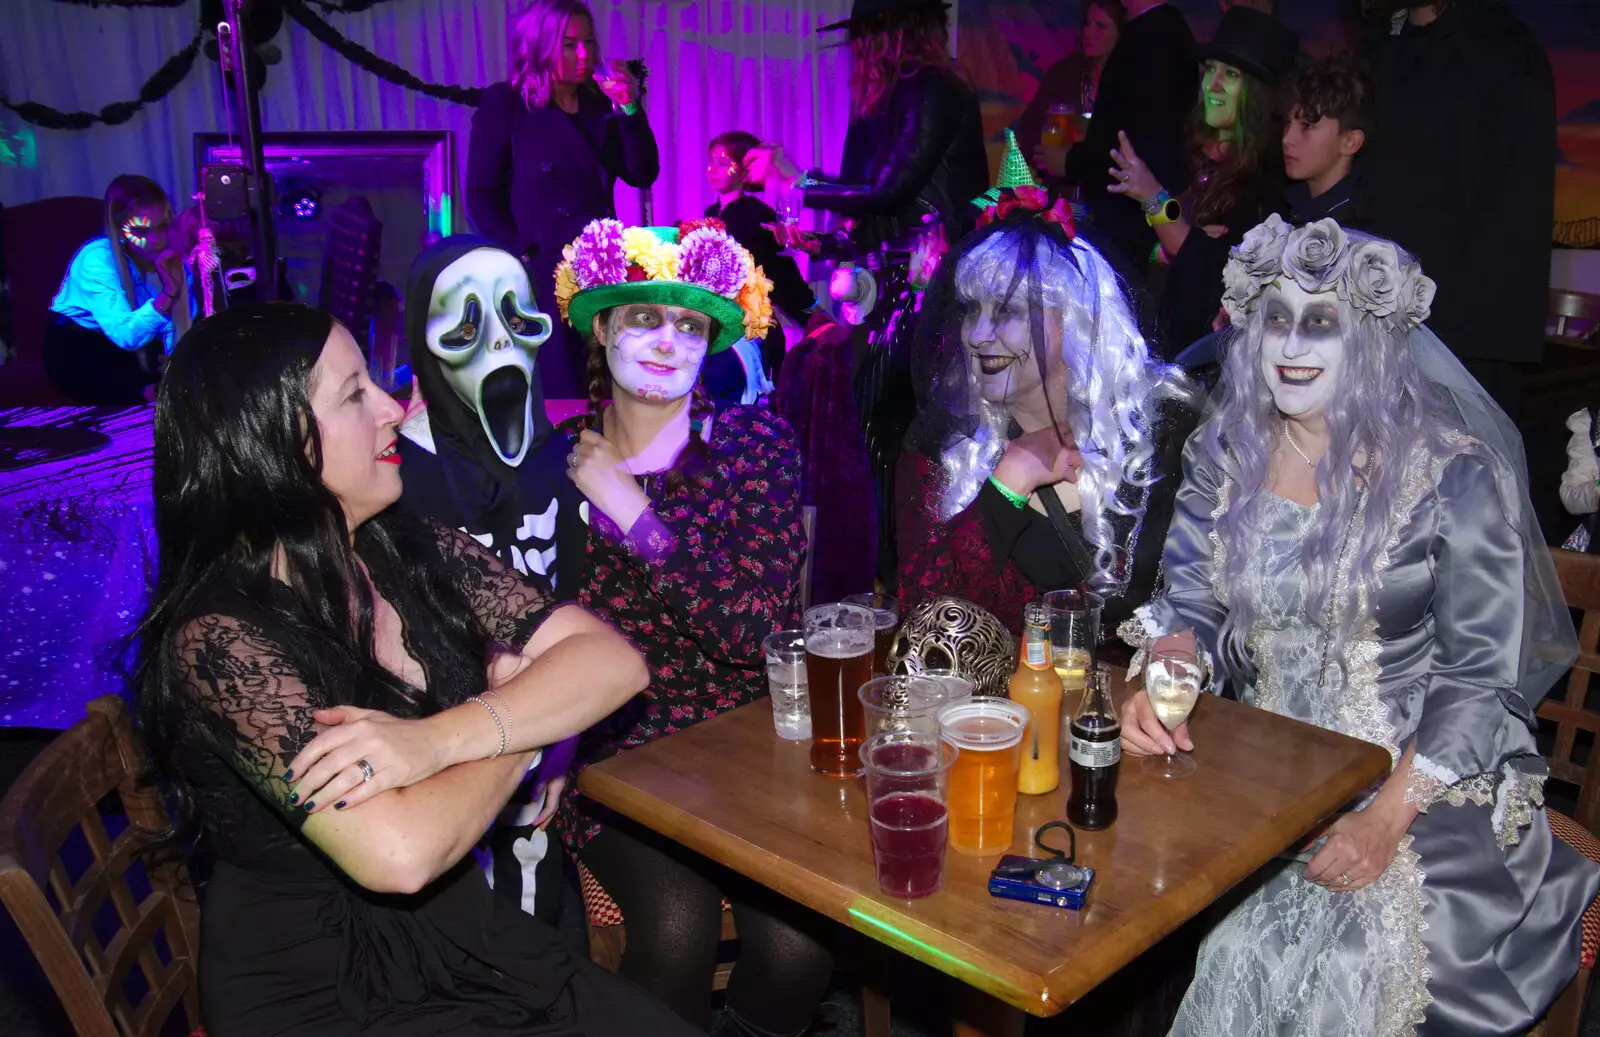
986, 821, 1093, 910
988, 857, 1095, 910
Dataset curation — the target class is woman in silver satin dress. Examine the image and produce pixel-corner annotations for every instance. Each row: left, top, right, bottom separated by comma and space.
1118, 215, 1600, 1037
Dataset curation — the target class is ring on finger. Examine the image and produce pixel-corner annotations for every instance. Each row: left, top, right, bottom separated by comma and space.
1338, 871, 1351, 885
357, 758, 375, 784
567, 452, 580, 468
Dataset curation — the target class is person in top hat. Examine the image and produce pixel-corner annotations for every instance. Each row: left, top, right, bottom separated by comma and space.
546, 220, 835, 1037
1107, 4, 1299, 357
741, 0, 989, 589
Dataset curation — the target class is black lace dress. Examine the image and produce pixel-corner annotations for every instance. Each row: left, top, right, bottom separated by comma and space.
168, 516, 698, 1037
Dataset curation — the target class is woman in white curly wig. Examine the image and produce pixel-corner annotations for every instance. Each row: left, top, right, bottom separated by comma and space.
1120, 214, 1598, 1036
897, 186, 1197, 632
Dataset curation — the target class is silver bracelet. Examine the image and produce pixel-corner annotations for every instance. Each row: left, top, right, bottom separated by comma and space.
465, 695, 507, 759
481, 689, 513, 750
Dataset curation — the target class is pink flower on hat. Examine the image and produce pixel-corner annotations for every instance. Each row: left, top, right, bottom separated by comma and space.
568, 219, 628, 289
678, 227, 748, 297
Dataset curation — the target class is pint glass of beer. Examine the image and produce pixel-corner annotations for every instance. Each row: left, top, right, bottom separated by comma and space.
803, 603, 876, 777
937, 697, 1030, 856
843, 593, 899, 676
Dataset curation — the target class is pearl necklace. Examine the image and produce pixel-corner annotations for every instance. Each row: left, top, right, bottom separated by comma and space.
1283, 419, 1317, 469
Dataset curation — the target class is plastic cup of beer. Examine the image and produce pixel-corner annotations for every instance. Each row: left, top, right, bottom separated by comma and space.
918, 669, 975, 704
937, 697, 1030, 857
860, 731, 958, 899
1043, 589, 1103, 696
859, 675, 948, 739
803, 602, 876, 778
843, 593, 899, 676
762, 630, 812, 741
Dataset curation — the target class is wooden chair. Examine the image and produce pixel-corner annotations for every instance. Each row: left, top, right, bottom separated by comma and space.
1536, 548, 1600, 1036
0, 695, 201, 1037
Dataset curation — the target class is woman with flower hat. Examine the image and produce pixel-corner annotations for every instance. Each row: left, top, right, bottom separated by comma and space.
1119, 216, 1598, 1035
896, 184, 1197, 633
548, 219, 834, 1036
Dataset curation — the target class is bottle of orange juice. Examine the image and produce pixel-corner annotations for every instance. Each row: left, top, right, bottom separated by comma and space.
1010, 601, 1064, 795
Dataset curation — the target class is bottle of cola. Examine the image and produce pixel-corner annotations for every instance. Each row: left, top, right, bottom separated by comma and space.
1067, 663, 1120, 830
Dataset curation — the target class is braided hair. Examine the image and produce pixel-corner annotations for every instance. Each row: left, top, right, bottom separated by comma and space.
584, 307, 717, 494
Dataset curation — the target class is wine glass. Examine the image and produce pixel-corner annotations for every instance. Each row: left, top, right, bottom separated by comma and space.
1141, 642, 1206, 778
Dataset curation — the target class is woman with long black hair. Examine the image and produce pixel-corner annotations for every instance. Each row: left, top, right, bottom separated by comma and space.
131, 301, 692, 1036
1106, 6, 1298, 357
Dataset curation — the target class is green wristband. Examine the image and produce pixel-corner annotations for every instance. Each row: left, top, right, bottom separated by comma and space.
620, 101, 641, 116
989, 476, 1029, 509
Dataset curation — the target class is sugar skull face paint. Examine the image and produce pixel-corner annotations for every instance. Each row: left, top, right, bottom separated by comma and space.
601, 304, 712, 403
424, 248, 553, 466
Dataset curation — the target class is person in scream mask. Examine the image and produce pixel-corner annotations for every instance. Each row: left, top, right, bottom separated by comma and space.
896, 184, 1197, 634
395, 236, 587, 924
548, 220, 835, 1036
1119, 216, 1597, 1036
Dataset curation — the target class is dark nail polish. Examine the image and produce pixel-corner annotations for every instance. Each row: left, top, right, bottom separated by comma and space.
303, 801, 315, 812
282, 770, 294, 782
335, 801, 347, 810
288, 792, 299, 805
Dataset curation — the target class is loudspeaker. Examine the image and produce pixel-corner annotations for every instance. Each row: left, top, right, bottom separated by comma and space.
202, 164, 251, 220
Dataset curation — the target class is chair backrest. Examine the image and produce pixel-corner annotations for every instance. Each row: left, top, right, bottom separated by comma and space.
799, 504, 818, 611
0, 696, 200, 1037
1540, 548, 1600, 833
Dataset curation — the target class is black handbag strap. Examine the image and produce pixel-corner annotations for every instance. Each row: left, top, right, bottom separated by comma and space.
1038, 484, 1097, 586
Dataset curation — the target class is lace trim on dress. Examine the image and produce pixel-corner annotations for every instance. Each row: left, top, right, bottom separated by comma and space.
1490, 763, 1546, 849
1374, 835, 1433, 1037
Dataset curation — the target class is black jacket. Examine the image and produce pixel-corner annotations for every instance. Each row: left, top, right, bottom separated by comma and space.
1067, 2, 1196, 272
1365, 0, 1555, 364
803, 66, 989, 250
1285, 166, 1371, 229
706, 196, 816, 323
466, 82, 660, 395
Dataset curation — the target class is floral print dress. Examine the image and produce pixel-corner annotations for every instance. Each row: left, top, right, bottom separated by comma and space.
554, 405, 805, 852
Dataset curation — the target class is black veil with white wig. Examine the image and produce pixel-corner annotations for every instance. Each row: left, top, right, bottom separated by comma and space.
905, 201, 1196, 594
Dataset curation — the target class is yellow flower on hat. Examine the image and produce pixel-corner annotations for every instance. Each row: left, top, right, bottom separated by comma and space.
622, 226, 681, 281
553, 259, 578, 322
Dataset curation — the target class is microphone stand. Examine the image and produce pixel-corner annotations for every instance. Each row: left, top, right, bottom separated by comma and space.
219, 0, 279, 301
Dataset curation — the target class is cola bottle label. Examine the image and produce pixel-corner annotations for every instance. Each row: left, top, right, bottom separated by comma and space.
1069, 732, 1121, 769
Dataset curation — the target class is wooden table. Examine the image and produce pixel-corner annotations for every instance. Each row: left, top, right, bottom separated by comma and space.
579, 675, 1391, 1029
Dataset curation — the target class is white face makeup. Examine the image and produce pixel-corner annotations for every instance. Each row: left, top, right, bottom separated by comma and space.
424, 248, 552, 467
602, 304, 713, 403
1258, 280, 1347, 421
960, 289, 1062, 410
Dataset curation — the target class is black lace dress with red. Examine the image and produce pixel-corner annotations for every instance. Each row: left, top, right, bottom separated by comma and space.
553, 405, 804, 852
165, 514, 696, 1037
895, 405, 1195, 635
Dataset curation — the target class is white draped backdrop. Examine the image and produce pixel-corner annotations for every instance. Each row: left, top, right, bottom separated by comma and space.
0, 0, 858, 232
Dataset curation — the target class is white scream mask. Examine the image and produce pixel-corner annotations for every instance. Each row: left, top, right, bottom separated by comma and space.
1258, 280, 1347, 421
425, 249, 553, 466
602, 304, 713, 403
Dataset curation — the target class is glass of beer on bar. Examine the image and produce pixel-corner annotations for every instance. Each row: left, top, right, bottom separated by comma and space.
803, 602, 876, 777
843, 593, 899, 676
1042, 589, 1103, 696
937, 697, 1030, 856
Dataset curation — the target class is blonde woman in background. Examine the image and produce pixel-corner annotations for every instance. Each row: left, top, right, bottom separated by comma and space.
466, 0, 659, 396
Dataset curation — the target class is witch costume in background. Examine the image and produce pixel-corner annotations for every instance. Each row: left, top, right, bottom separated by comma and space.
395, 235, 587, 923
896, 163, 1194, 634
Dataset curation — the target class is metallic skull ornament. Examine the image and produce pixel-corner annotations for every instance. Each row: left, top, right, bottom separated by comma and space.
424, 248, 553, 467
888, 596, 1016, 697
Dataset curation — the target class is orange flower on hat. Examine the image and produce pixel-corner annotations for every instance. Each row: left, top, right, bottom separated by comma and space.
738, 267, 775, 340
